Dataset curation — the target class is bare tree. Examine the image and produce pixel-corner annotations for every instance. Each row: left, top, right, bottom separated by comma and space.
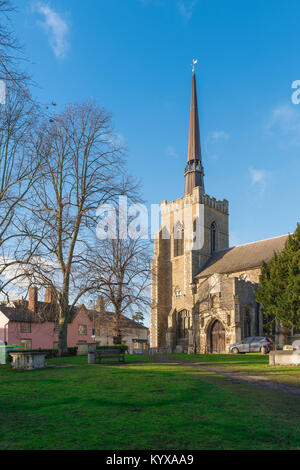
89, 212, 151, 344
0, 82, 40, 297
0, 0, 30, 85
18, 101, 137, 355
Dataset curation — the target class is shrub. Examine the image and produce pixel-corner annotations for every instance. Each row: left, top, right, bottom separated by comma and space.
66, 347, 78, 357
96, 344, 128, 353
30, 349, 58, 358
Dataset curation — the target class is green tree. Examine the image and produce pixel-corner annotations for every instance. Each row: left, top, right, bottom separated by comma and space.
256, 224, 300, 330
132, 312, 145, 324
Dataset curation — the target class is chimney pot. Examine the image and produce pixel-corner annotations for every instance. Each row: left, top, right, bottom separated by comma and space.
28, 287, 38, 313
44, 287, 56, 304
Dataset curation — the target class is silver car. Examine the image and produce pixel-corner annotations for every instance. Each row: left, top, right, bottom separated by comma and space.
229, 336, 273, 354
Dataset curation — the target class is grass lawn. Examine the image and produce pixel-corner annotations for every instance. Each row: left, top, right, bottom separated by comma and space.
0, 354, 300, 450
167, 353, 300, 387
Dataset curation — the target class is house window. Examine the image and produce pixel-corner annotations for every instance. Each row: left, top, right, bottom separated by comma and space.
20, 339, 32, 350
20, 322, 31, 333
78, 325, 87, 335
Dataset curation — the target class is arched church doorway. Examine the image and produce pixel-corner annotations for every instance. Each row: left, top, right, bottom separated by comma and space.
175, 310, 190, 352
210, 320, 225, 353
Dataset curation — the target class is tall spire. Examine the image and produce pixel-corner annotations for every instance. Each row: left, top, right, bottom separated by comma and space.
184, 66, 205, 196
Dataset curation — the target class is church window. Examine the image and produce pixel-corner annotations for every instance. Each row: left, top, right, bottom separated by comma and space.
209, 294, 216, 309
175, 287, 182, 297
193, 219, 196, 243
244, 308, 251, 337
174, 222, 184, 257
211, 222, 217, 253
177, 310, 190, 339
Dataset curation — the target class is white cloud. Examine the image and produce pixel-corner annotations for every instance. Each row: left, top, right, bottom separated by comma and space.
177, 0, 198, 22
266, 104, 300, 146
249, 167, 268, 195
166, 144, 179, 159
34, 2, 70, 59
229, 231, 241, 247
204, 130, 229, 161
210, 130, 229, 142
109, 132, 126, 148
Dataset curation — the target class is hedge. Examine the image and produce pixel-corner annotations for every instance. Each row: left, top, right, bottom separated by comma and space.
7, 347, 78, 360
96, 345, 128, 353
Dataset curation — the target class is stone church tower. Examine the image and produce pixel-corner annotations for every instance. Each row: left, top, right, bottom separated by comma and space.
150, 70, 290, 353
150, 70, 229, 350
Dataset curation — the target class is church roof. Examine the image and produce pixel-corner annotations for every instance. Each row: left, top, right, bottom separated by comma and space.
195, 234, 289, 279
86, 308, 148, 330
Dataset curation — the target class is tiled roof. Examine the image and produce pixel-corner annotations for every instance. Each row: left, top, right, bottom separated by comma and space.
195, 234, 289, 279
0, 301, 75, 323
86, 308, 148, 330
0, 301, 148, 331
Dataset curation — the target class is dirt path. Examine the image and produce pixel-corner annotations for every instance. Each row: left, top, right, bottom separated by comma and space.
157, 356, 300, 397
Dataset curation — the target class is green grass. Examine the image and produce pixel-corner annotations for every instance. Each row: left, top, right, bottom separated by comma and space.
0, 354, 300, 450
167, 353, 300, 387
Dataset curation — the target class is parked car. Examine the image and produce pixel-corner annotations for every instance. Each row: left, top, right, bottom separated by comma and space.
229, 336, 273, 354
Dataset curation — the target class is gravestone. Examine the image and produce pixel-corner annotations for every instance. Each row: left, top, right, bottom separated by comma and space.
10, 351, 46, 370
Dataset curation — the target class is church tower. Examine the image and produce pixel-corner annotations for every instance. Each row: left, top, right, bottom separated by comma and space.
150, 66, 229, 351
184, 70, 205, 196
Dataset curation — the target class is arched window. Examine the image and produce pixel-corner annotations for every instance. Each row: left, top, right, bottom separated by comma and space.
174, 222, 184, 257
211, 222, 217, 253
244, 307, 251, 337
177, 310, 190, 339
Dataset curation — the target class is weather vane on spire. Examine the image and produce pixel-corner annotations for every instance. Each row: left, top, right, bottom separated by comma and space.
192, 58, 198, 73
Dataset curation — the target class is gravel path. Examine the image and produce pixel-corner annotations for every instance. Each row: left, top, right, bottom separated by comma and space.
157, 355, 300, 397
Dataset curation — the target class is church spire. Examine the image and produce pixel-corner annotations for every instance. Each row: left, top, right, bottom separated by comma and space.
184, 64, 205, 196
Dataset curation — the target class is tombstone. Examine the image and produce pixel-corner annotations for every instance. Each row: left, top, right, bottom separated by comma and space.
292, 340, 300, 350
0, 341, 6, 365
88, 351, 95, 364
10, 351, 46, 370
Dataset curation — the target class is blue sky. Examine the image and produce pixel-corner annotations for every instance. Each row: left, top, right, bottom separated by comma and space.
15, 0, 300, 246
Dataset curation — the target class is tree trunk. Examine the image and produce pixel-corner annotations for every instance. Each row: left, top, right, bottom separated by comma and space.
113, 306, 122, 344
58, 318, 68, 356
57, 294, 70, 356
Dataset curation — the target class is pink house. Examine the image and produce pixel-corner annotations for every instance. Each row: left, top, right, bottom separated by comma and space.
0, 287, 94, 350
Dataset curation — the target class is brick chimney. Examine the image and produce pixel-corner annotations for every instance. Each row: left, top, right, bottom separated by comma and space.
44, 287, 56, 304
28, 287, 38, 313
96, 296, 105, 313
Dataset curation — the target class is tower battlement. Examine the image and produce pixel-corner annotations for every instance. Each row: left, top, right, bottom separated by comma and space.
161, 186, 229, 216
